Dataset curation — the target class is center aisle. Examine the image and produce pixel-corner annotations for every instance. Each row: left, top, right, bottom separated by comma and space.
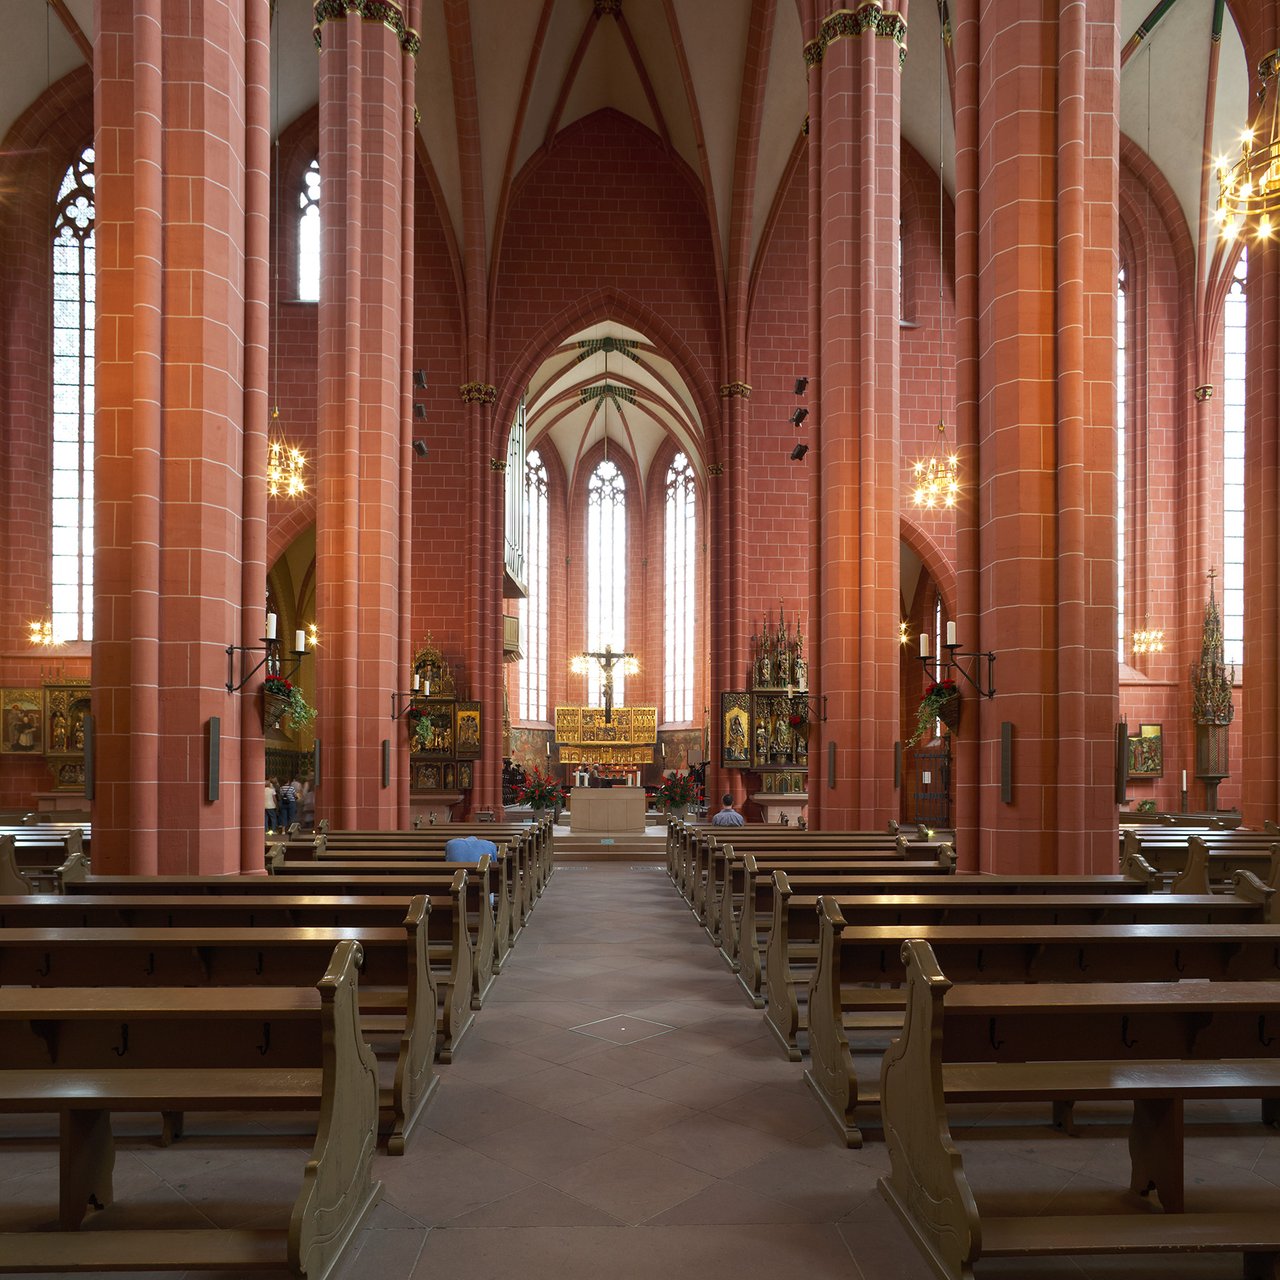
357, 862, 905, 1280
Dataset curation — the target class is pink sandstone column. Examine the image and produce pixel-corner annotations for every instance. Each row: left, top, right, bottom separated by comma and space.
314, 1, 410, 827
807, 4, 906, 829
961, 1, 1119, 872
94, 0, 260, 873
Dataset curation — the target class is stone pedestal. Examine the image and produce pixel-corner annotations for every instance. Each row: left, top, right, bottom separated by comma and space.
409, 791, 463, 824
752, 791, 808, 826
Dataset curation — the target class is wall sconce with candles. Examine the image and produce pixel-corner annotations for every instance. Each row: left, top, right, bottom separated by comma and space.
28, 619, 58, 647
918, 622, 996, 700
391, 671, 433, 720
225, 612, 309, 693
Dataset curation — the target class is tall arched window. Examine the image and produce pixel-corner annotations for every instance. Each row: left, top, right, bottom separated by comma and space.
52, 144, 95, 643
664, 452, 696, 722
1223, 249, 1246, 668
519, 450, 549, 721
298, 158, 320, 302
587, 458, 627, 707
1116, 266, 1126, 661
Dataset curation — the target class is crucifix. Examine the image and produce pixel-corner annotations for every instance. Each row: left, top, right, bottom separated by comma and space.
574, 643, 637, 723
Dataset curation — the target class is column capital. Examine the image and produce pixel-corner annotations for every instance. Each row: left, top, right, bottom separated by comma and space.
489, 458, 508, 472
707, 462, 725, 476
719, 381, 752, 399
313, 0, 420, 56
804, 4, 908, 70
460, 381, 497, 404
1194, 384, 1215, 401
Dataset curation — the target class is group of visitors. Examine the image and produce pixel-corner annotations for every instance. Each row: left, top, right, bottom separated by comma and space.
264, 776, 312, 833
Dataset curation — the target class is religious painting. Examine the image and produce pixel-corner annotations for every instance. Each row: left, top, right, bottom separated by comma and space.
720, 692, 750, 769
442, 764, 456, 790
1128, 723, 1163, 778
458, 761, 473, 790
44, 682, 90, 758
414, 707, 454, 760
0, 689, 43, 755
455, 702, 482, 759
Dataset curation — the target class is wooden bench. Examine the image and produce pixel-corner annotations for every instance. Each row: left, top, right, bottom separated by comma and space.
313, 817, 555, 900
805, 903, 1280, 1146
263, 849, 499, 1001
764, 872, 1273, 1059
1120, 829, 1279, 891
295, 836, 528, 945
719, 847, 958, 988
0, 939, 380, 1278
879, 938, 1280, 1280
0, 829, 87, 892
287, 828, 544, 922
0, 900, 451, 1150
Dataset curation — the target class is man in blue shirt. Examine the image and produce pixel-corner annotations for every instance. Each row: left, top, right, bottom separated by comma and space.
711, 793, 745, 826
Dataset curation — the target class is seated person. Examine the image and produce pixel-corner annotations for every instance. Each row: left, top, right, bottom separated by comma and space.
444, 835, 498, 862
711, 793, 745, 827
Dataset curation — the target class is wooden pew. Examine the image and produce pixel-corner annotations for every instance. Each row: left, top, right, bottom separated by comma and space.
879, 939, 1280, 1280
263, 851, 498, 1002
0, 827, 86, 891
315, 817, 555, 898
764, 873, 1273, 1059
296, 837, 528, 944
805, 903, 1280, 1146
1120, 828, 1278, 891
304, 840, 522, 964
0, 899, 451, 1149
0, 939, 380, 1278
719, 847, 958, 989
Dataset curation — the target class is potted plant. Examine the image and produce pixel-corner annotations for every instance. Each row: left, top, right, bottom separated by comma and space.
654, 771, 702, 821
907, 678, 958, 747
513, 766, 569, 818
263, 676, 316, 733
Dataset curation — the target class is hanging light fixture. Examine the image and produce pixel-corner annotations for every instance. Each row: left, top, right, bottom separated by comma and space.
1132, 624, 1165, 656
266, 426, 307, 497
28, 619, 57, 647
265, 11, 307, 500
907, 8, 959, 511
1215, 49, 1280, 242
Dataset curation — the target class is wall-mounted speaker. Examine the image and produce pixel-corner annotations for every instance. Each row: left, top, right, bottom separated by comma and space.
83, 714, 95, 801
893, 741, 902, 790
382, 739, 390, 788
827, 740, 837, 790
207, 716, 221, 802
313, 739, 321, 789
1000, 721, 1013, 804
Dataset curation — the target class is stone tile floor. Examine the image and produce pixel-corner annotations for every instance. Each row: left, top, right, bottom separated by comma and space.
3, 862, 1279, 1277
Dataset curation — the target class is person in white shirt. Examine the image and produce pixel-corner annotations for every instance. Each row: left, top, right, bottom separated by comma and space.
711, 793, 745, 826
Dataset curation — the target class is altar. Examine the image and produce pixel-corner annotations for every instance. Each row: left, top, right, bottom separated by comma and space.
569, 785, 646, 833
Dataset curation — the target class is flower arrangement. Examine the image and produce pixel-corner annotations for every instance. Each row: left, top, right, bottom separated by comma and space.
654, 772, 702, 810
907, 678, 958, 747
513, 766, 569, 811
264, 676, 316, 731
787, 712, 806, 729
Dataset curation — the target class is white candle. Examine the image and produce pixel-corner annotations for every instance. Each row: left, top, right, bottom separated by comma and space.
546, 740, 551, 757
946, 621, 957, 647
1182, 770, 1187, 791
919, 634, 930, 658
412, 673, 420, 691
266, 612, 277, 640
294, 629, 306, 654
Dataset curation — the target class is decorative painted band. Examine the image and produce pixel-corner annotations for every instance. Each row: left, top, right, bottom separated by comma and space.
460, 382, 498, 404
720, 381, 752, 399
312, 0, 420, 56
803, 4, 908, 71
